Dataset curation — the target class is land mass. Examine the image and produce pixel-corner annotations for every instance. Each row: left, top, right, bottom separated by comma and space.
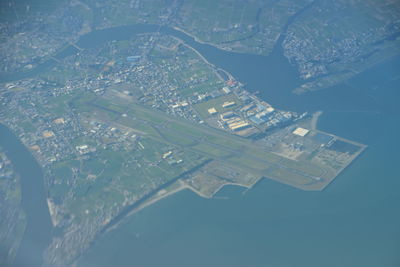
1, 0, 399, 93
1, 31, 366, 266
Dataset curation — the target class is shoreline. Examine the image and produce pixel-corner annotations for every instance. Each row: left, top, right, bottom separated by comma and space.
72, 176, 264, 266
173, 35, 236, 84
310, 110, 323, 131
306, 111, 368, 191
171, 26, 236, 55
105, 180, 188, 233
174, 37, 225, 82
185, 176, 264, 200
2, 22, 374, 267
171, 26, 272, 57
104, 176, 263, 234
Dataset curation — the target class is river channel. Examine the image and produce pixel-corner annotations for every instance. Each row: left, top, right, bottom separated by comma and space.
0, 124, 52, 267
2, 23, 399, 267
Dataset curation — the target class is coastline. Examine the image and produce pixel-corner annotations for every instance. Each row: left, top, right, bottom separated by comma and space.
104, 175, 263, 234
310, 110, 323, 131
92, 109, 368, 239
307, 111, 368, 191
2, 21, 377, 267
104, 180, 188, 233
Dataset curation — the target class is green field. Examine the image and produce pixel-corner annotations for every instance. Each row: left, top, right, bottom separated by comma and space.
192, 143, 230, 158
85, 95, 335, 190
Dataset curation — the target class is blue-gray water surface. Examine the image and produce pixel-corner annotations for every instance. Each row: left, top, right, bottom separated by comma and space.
2, 24, 399, 267
76, 30, 400, 267
0, 125, 52, 267
78, 106, 400, 267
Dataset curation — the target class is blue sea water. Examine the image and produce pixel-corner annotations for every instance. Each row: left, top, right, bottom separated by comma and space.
77, 112, 400, 267
1, 22, 398, 266
77, 39, 400, 267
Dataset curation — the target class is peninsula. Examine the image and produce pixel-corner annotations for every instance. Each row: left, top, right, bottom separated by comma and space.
1, 31, 366, 266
